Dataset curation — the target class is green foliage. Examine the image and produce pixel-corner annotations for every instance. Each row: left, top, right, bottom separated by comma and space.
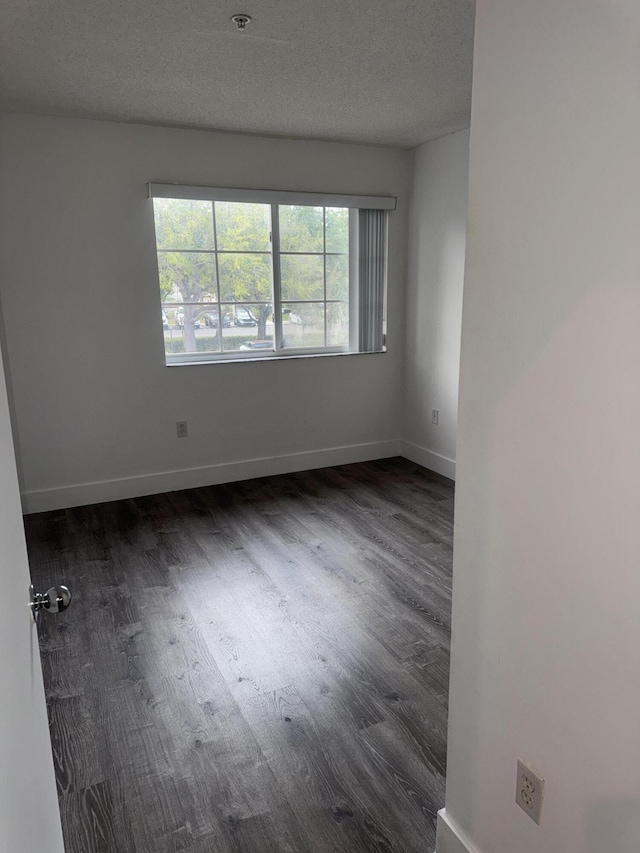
279, 206, 348, 302
216, 202, 271, 252
218, 254, 271, 303
326, 254, 349, 300
153, 199, 215, 251
214, 202, 273, 337
281, 255, 324, 300
157, 253, 216, 304
154, 199, 216, 304
280, 205, 324, 252
277, 205, 348, 253
325, 207, 349, 253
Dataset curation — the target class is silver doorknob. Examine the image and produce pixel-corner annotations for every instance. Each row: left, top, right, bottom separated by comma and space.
30, 584, 72, 621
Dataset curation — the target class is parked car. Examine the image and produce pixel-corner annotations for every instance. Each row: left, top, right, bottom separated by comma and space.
162, 310, 170, 329
239, 340, 273, 351
234, 307, 258, 327
175, 308, 201, 329
204, 310, 231, 328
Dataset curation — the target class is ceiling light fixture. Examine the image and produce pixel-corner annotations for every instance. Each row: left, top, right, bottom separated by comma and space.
231, 14, 251, 32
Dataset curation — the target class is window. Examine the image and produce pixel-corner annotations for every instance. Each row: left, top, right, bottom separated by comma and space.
149, 184, 394, 364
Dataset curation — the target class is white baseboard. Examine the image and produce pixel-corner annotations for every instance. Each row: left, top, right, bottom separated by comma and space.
21, 439, 402, 514
401, 440, 456, 481
436, 810, 483, 853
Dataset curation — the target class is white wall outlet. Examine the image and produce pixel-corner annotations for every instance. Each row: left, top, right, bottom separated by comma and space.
176, 421, 188, 438
516, 758, 544, 824
431, 409, 439, 424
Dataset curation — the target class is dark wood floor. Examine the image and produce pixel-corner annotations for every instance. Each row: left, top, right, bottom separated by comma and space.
25, 458, 453, 853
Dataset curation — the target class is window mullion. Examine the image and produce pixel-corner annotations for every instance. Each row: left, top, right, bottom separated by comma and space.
271, 204, 283, 351
211, 202, 223, 353
348, 209, 359, 352
323, 208, 328, 347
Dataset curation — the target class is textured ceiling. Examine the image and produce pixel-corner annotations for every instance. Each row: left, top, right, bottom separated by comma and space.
0, 0, 475, 148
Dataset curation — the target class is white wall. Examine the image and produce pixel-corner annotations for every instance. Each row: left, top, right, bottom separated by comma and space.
440, 1, 640, 852
403, 130, 468, 480
0, 115, 410, 512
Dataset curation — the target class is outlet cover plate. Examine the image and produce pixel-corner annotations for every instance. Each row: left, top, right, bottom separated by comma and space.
516, 758, 544, 825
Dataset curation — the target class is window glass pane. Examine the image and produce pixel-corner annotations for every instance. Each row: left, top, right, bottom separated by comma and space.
280, 255, 324, 300
215, 202, 271, 252
163, 303, 223, 355
218, 253, 272, 303
325, 207, 349, 254
281, 303, 325, 349
153, 199, 214, 250
152, 194, 364, 363
163, 303, 206, 329
157, 253, 217, 303
279, 205, 323, 253
327, 301, 349, 346
202, 307, 232, 329
222, 304, 274, 352
164, 324, 186, 356
326, 254, 349, 300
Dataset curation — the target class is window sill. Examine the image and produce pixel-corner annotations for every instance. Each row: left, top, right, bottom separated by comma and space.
165, 348, 386, 367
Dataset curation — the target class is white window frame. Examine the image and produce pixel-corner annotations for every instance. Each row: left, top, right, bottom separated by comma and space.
148, 183, 395, 366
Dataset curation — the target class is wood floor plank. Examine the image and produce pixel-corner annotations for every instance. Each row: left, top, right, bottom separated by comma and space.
26, 457, 453, 853
238, 684, 400, 853
47, 693, 105, 795
58, 780, 135, 853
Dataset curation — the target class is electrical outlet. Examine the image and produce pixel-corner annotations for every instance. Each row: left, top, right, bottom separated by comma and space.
516, 758, 544, 824
176, 421, 188, 438
431, 409, 439, 425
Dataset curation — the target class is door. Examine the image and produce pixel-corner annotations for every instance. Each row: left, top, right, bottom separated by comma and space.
0, 346, 65, 853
